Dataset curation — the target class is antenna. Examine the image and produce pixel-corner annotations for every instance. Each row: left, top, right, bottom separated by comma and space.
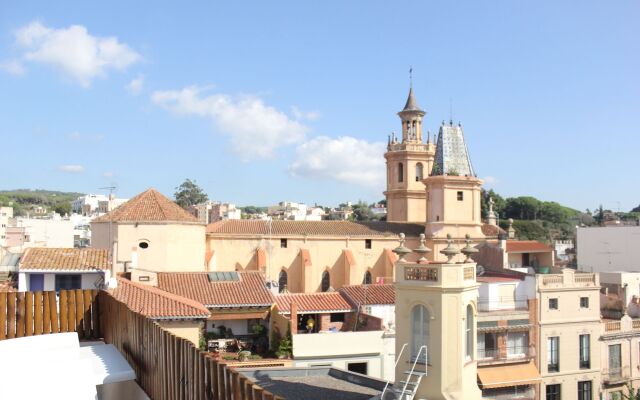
449, 97, 453, 125
409, 66, 413, 88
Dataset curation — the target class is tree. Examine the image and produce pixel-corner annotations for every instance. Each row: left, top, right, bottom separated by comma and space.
53, 202, 71, 216
594, 204, 605, 226
174, 179, 208, 209
632, 204, 640, 213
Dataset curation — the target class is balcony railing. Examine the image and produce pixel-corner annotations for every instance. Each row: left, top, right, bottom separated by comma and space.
478, 297, 529, 312
0, 289, 282, 400
602, 366, 630, 385
478, 345, 533, 364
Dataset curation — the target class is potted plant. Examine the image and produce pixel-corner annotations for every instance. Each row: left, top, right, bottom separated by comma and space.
238, 350, 251, 362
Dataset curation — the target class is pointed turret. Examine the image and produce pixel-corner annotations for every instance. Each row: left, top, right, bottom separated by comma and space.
402, 87, 423, 112
431, 121, 476, 177
397, 87, 426, 143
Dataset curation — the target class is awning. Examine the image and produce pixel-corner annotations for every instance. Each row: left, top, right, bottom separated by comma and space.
209, 311, 269, 321
477, 361, 541, 389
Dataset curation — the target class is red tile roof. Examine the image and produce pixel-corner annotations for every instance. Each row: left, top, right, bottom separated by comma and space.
156, 271, 273, 308
506, 240, 553, 253
275, 292, 354, 314
93, 188, 199, 224
339, 284, 396, 306
481, 223, 506, 238
19, 248, 109, 271
207, 220, 425, 237
109, 278, 210, 319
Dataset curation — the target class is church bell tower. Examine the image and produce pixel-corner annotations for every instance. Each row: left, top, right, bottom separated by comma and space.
384, 87, 436, 222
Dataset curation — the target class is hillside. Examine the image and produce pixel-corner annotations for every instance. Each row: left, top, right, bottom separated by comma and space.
0, 189, 84, 216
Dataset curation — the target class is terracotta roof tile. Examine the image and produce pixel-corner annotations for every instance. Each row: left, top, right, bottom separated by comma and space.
93, 188, 199, 224
19, 248, 109, 271
339, 284, 395, 306
109, 278, 210, 319
207, 220, 424, 237
481, 223, 506, 238
506, 240, 553, 253
275, 292, 354, 314
157, 271, 273, 308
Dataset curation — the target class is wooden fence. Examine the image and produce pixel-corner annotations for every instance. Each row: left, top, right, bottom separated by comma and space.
0, 289, 100, 340
0, 289, 283, 399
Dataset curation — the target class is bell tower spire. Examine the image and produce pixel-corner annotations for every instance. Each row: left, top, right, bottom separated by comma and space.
384, 76, 436, 223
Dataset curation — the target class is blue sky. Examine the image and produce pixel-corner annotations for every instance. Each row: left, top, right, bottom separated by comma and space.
1, 1, 638, 212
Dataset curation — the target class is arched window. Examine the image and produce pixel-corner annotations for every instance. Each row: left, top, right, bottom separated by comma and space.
466, 305, 474, 360
321, 271, 330, 292
415, 163, 423, 181
398, 163, 404, 183
278, 270, 288, 293
411, 305, 430, 364
363, 271, 372, 284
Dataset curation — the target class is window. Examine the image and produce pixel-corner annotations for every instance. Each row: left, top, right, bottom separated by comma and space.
478, 332, 497, 359
138, 241, 149, 249
365, 239, 372, 249
546, 384, 561, 400
347, 362, 367, 375
580, 297, 589, 308
465, 305, 473, 360
610, 391, 623, 400
280, 238, 287, 248
55, 274, 81, 292
278, 270, 287, 293
548, 336, 559, 372
363, 271, 372, 285
398, 163, 404, 183
457, 191, 464, 201
415, 163, 424, 181
330, 313, 345, 322
411, 305, 430, 364
321, 271, 330, 292
549, 298, 558, 310
578, 381, 592, 400
579, 334, 590, 369
507, 332, 528, 358
609, 344, 622, 376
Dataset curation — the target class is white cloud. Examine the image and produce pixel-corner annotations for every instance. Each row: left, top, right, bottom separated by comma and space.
291, 106, 320, 121
151, 86, 308, 160
289, 136, 385, 187
14, 21, 141, 87
0, 59, 25, 75
125, 74, 144, 95
103, 171, 114, 178
57, 164, 84, 173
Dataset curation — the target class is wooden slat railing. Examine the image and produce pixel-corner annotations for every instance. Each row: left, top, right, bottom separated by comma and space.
1, 289, 282, 399
0, 289, 100, 340
97, 290, 283, 400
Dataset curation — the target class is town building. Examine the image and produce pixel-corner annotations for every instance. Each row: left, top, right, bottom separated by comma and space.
91, 188, 206, 279
17, 247, 111, 292
536, 268, 601, 400
577, 226, 640, 273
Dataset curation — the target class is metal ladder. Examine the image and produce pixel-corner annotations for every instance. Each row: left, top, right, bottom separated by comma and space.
381, 343, 407, 399
390, 345, 427, 400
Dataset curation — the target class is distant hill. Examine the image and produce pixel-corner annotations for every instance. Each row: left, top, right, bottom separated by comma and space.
0, 189, 84, 216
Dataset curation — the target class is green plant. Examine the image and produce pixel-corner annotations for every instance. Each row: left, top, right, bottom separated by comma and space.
277, 323, 293, 358
251, 323, 267, 336
222, 355, 235, 361
198, 336, 207, 351
238, 350, 251, 361
248, 354, 262, 360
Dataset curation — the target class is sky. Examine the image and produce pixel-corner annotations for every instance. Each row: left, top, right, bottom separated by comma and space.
0, 1, 639, 212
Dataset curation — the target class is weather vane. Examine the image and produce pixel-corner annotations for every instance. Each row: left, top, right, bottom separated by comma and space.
409, 66, 413, 88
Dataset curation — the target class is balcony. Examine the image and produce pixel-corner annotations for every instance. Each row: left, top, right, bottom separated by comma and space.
478, 345, 534, 366
478, 297, 529, 312
0, 289, 282, 400
602, 366, 630, 385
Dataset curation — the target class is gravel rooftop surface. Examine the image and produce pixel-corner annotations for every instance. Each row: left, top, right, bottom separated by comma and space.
253, 375, 381, 400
